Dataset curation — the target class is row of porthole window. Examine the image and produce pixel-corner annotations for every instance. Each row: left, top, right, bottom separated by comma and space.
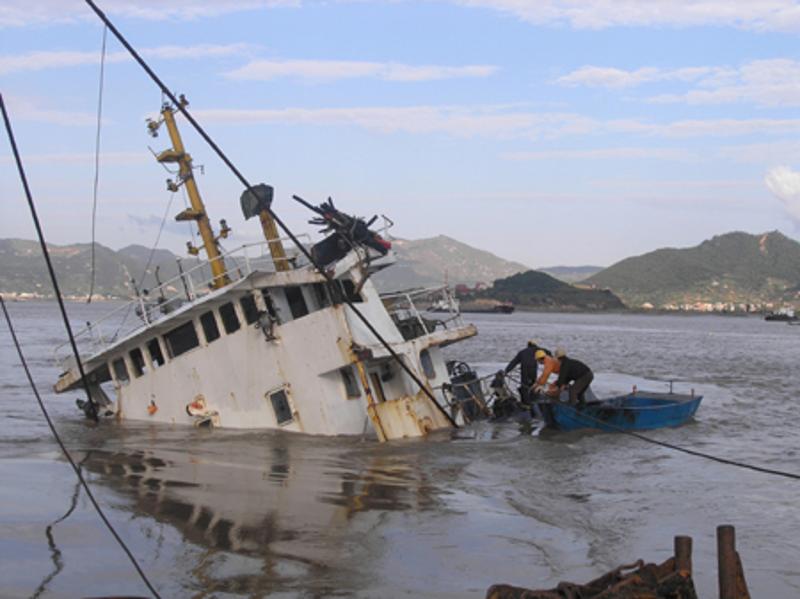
110, 280, 364, 386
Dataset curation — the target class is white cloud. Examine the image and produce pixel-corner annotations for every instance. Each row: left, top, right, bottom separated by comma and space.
453, 0, 800, 31
191, 105, 800, 141
7, 0, 800, 31
0, 1, 297, 27
2, 96, 98, 126
226, 58, 497, 82
558, 59, 800, 107
556, 66, 723, 88
0, 151, 150, 165
765, 165, 800, 221
650, 59, 800, 107
503, 147, 691, 161
0, 44, 252, 76
194, 105, 564, 138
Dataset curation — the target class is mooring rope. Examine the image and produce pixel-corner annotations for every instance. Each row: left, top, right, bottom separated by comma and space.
552, 401, 800, 481
87, 24, 108, 304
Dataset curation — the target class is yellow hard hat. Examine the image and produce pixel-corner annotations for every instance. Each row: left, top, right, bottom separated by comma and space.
534, 349, 546, 360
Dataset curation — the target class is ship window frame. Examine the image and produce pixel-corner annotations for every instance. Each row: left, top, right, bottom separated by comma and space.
199, 310, 221, 344
219, 302, 241, 334
147, 338, 166, 368
340, 367, 361, 398
419, 349, 436, 379
285, 286, 309, 319
330, 279, 363, 304
164, 320, 200, 359
313, 283, 330, 310
111, 357, 130, 386
129, 347, 146, 378
240, 293, 260, 325
268, 388, 294, 425
260, 289, 281, 324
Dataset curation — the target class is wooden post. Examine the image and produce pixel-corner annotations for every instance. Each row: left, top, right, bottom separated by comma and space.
717, 525, 737, 599
675, 535, 692, 574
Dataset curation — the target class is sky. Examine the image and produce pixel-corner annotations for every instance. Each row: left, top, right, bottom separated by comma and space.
3, 0, 800, 269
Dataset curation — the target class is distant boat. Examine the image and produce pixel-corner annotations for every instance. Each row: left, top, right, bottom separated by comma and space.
460, 301, 515, 314
765, 308, 797, 322
541, 391, 702, 432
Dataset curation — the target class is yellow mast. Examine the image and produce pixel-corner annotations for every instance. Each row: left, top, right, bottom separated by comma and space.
153, 100, 230, 289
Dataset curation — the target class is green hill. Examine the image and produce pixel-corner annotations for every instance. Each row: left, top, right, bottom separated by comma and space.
372, 235, 530, 291
480, 270, 626, 311
0, 239, 181, 298
586, 231, 800, 307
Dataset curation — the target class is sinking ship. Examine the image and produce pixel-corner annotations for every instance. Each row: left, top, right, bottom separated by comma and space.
54, 99, 476, 441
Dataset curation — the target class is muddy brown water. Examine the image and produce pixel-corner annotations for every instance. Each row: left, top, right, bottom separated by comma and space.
1, 301, 799, 598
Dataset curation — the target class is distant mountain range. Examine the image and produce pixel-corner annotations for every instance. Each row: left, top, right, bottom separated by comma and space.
371, 235, 529, 291
4, 231, 799, 309
0, 235, 531, 298
0, 239, 183, 298
586, 231, 800, 307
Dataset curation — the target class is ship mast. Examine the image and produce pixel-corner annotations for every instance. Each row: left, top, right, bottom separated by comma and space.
150, 97, 230, 289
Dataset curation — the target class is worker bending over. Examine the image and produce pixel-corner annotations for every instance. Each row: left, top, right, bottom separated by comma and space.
552, 348, 594, 406
504, 339, 547, 405
533, 349, 560, 395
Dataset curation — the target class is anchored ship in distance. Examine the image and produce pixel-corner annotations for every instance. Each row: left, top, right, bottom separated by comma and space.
54, 98, 477, 441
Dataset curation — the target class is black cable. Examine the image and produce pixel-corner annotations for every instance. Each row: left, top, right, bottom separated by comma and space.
556, 402, 800, 481
1, 296, 161, 598
83, 0, 457, 428
88, 24, 108, 304
1, 93, 99, 422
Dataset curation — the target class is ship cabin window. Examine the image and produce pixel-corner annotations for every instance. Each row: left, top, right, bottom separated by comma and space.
147, 338, 165, 368
420, 349, 436, 379
285, 286, 309, 319
240, 294, 260, 324
313, 283, 331, 310
200, 310, 220, 343
219, 302, 240, 334
129, 347, 146, 377
269, 389, 293, 425
260, 289, 280, 324
330, 279, 363, 304
340, 367, 361, 398
112, 357, 130, 386
164, 321, 200, 358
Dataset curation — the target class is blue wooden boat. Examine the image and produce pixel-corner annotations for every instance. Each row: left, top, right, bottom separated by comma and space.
541, 391, 702, 432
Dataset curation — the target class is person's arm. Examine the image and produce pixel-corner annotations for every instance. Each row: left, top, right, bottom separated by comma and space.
504, 352, 521, 374
555, 360, 568, 388
535, 360, 553, 386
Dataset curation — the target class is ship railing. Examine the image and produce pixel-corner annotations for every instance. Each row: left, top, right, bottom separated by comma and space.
53, 235, 310, 367
380, 285, 465, 341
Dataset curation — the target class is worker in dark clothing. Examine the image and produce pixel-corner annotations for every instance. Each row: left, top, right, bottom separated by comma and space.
504, 340, 545, 405
553, 348, 594, 406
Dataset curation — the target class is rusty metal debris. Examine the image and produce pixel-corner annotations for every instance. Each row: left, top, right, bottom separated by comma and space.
487, 526, 750, 599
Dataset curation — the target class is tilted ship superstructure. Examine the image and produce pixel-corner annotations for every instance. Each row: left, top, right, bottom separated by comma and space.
54, 99, 476, 441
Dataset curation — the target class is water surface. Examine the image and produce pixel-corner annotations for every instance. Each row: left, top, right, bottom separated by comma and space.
1, 302, 798, 598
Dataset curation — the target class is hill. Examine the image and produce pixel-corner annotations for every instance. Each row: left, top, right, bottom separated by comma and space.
539, 265, 603, 283
586, 231, 800, 307
478, 270, 626, 311
0, 235, 529, 298
0, 239, 181, 298
372, 235, 530, 291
